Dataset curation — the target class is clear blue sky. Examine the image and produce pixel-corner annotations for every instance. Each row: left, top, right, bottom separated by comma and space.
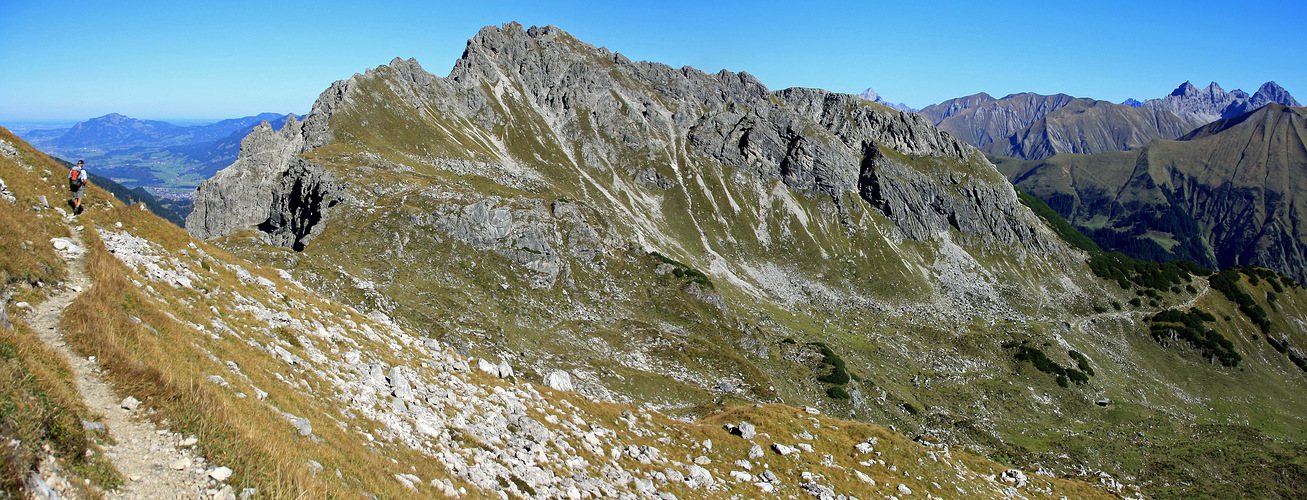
2, 0, 1303, 122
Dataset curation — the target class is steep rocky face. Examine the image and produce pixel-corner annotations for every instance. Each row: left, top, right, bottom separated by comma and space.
187, 117, 343, 250
192, 24, 1061, 258
915, 92, 995, 124
1001, 104, 1307, 282
1144, 80, 1300, 124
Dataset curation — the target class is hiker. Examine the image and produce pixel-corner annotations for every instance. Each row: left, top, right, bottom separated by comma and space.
69, 159, 88, 215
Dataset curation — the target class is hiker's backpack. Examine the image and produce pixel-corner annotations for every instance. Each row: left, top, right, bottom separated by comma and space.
69, 169, 84, 191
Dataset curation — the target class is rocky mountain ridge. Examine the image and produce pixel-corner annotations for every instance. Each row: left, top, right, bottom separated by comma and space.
180, 23, 1307, 499
1145, 81, 1300, 124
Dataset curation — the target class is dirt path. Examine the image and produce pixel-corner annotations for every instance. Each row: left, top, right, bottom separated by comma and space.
29, 222, 239, 500
1070, 278, 1212, 333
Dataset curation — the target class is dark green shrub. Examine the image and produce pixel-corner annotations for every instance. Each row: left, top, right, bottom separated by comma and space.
1066, 369, 1089, 385
1129, 298, 1142, 307
650, 251, 714, 289
1056, 375, 1069, 387
1068, 350, 1095, 376
902, 403, 919, 415
1014, 187, 1102, 253
809, 343, 850, 385
1014, 345, 1065, 376
826, 386, 851, 400
1149, 308, 1241, 367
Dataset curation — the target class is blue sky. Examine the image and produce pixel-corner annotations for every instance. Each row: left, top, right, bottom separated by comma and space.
2, 0, 1303, 123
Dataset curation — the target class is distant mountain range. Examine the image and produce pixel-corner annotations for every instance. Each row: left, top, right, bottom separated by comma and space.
857, 87, 916, 112
16, 112, 296, 201
912, 81, 1298, 160
997, 103, 1307, 282
1147, 81, 1300, 124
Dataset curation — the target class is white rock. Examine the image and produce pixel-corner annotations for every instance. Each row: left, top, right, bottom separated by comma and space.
208, 466, 233, 482
477, 358, 499, 376
544, 370, 574, 391
855, 470, 875, 485
170, 458, 191, 470
803, 406, 821, 415
212, 486, 236, 500
898, 483, 912, 495
736, 421, 756, 439
687, 465, 714, 488
755, 482, 774, 493
771, 443, 798, 456
748, 443, 764, 459
180, 437, 199, 447
120, 396, 140, 411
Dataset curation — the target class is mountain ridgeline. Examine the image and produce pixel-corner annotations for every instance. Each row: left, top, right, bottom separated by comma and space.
18, 112, 296, 197
185, 24, 1307, 498
919, 81, 1299, 160
999, 103, 1307, 283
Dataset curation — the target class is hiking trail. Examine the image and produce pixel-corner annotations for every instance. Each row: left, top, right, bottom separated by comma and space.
27, 220, 243, 500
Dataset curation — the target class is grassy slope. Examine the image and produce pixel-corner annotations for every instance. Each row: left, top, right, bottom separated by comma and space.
2, 127, 1117, 498
0, 128, 118, 496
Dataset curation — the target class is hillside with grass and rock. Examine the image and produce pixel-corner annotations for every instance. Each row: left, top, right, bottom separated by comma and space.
5, 22, 1307, 500
0, 122, 1120, 499
176, 23, 1307, 499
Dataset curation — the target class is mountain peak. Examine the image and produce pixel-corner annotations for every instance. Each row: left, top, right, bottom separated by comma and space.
1255, 80, 1301, 107
1171, 81, 1200, 97
857, 87, 917, 112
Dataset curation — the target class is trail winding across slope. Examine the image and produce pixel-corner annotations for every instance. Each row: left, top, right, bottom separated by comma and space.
29, 221, 237, 500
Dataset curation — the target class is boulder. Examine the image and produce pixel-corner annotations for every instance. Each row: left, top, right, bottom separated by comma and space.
544, 370, 573, 391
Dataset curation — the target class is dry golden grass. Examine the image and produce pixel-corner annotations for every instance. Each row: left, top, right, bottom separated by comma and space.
1, 128, 117, 498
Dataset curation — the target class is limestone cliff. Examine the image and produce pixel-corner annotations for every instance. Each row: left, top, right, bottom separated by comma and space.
191, 24, 1062, 259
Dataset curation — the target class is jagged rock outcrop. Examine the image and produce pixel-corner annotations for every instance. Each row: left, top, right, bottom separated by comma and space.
188, 113, 341, 250
917, 81, 1299, 161
1144, 81, 1300, 124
